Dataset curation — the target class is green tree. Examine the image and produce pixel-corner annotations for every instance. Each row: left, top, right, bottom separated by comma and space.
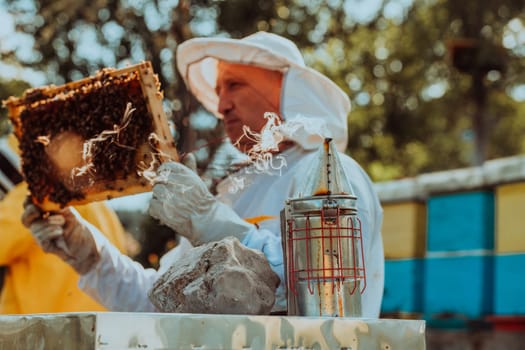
0, 79, 31, 136
2, 0, 525, 181
263, 0, 525, 179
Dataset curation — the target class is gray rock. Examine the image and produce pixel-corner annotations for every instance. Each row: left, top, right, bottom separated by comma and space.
148, 236, 280, 315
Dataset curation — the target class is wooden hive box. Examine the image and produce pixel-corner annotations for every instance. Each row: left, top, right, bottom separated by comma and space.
381, 201, 427, 259
495, 181, 525, 253
427, 190, 494, 252
382, 258, 424, 317
3, 61, 178, 211
423, 255, 493, 324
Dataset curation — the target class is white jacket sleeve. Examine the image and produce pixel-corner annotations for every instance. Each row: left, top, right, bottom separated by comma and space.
78, 222, 159, 312
148, 161, 287, 311
78, 222, 286, 312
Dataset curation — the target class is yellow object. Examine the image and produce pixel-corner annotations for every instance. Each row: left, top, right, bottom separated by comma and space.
0, 182, 127, 314
7, 133, 18, 155
244, 215, 277, 226
495, 181, 525, 253
381, 201, 426, 259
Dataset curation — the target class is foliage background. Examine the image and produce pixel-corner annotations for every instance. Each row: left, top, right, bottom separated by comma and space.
1, 0, 525, 182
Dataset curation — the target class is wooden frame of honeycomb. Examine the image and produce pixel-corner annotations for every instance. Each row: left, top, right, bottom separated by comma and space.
3, 61, 179, 211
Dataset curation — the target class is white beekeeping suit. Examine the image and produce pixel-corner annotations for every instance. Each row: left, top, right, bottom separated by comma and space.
175, 32, 384, 316
26, 32, 384, 317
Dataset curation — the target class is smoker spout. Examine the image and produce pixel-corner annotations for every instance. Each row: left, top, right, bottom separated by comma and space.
298, 138, 355, 197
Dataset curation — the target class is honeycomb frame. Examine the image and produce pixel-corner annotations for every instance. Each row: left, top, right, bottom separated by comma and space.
3, 61, 179, 211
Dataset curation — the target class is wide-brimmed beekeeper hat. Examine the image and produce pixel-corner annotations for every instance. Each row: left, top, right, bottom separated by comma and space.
176, 31, 351, 151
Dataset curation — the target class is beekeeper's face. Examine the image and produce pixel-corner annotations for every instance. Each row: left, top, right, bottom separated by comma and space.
216, 61, 283, 153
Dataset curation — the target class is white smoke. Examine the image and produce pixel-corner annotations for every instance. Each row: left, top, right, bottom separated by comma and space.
224, 112, 326, 193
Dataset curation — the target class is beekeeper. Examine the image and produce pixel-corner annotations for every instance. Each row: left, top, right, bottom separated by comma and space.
23, 32, 384, 317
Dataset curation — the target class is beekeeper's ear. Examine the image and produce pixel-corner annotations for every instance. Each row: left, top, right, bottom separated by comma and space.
181, 153, 197, 173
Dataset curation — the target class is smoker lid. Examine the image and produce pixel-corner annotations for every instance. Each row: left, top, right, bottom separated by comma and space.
286, 194, 358, 215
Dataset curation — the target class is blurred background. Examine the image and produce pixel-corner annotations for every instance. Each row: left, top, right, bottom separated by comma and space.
1, 1, 524, 348
2, 0, 525, 179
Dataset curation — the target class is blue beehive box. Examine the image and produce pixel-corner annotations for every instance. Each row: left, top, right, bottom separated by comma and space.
382, 259, 423, 315
494, 253, 525, 315
427, 191, 494, 252
423, 255, 493, 325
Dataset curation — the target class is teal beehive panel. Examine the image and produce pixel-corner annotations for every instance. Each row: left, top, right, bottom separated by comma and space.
382, 259, 423, 314
494, 253, 525, 315
423, 255, 493, 323
427, 191, 494, 252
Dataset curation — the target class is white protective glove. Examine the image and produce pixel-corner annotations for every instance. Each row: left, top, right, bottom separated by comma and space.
148, 160, 256, 246
22, 202, 100, 275
148, 161, 284, 270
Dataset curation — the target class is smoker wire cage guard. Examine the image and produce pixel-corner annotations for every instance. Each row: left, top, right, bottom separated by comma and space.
281, 195, 367, 317
3, 61, 178, 211
280, 139, 367, 317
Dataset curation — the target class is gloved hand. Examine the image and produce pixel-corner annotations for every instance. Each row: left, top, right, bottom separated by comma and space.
148, 161, 255, 246
22, 202, 100, 275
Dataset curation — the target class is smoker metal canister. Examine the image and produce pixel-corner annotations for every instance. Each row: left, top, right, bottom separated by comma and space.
281, 194, 365, 317
280, 138, 366, 317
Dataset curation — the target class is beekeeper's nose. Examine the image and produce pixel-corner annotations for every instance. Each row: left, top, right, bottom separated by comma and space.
218, 90, 233, 115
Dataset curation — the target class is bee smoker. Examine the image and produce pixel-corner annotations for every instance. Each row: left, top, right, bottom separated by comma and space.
281, 139, 366, 317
